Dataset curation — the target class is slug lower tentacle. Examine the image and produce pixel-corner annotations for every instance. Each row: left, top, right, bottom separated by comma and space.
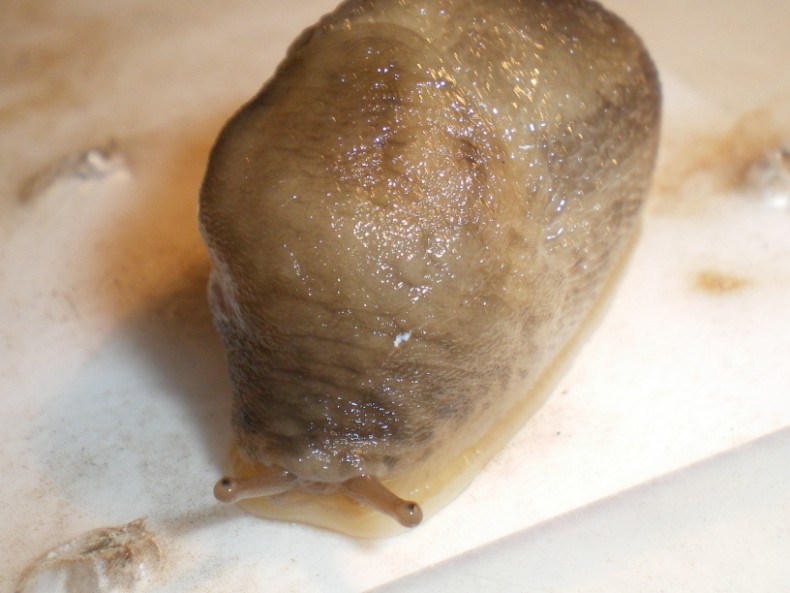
200, 0, 661, 536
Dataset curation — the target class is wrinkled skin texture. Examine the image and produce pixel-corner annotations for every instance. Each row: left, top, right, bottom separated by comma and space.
200, 0, 660, 487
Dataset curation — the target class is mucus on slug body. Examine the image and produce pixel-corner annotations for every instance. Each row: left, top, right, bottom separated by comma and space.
199, 0, 660, 536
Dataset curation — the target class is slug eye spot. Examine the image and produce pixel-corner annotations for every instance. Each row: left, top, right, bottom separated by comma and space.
395, 501, 423, 528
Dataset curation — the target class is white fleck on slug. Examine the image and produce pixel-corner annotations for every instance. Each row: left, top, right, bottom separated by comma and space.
199, 0, 660, 536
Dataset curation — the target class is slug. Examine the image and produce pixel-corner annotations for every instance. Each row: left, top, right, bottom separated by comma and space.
199, 0, 660, 536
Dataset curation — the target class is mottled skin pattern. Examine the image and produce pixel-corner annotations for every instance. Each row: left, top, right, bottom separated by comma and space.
200, 0, 660, 487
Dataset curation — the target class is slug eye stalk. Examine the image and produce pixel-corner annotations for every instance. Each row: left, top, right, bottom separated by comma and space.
340, 475, 423, 528
214, 469, 423, 528
213, 467, 297, 503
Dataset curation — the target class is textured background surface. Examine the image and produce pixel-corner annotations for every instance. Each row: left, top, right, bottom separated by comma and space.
2, 1, 789, 591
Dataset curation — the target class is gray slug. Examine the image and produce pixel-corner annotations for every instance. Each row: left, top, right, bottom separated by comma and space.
199, 0, 660, 536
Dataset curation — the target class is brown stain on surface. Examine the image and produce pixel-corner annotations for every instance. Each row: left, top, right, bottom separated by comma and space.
651, 107, 790, 216
694, 269, 750, 294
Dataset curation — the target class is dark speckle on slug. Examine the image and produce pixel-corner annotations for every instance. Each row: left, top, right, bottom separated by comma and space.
199, 0, 660, 532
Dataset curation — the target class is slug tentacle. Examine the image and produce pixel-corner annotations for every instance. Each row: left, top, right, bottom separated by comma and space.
340, 476, 423, 528
214, 467, 297, 504
215, 466, 423, 528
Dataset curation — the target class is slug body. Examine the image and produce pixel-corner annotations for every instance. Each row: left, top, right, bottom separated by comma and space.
200, 0, 660, 535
